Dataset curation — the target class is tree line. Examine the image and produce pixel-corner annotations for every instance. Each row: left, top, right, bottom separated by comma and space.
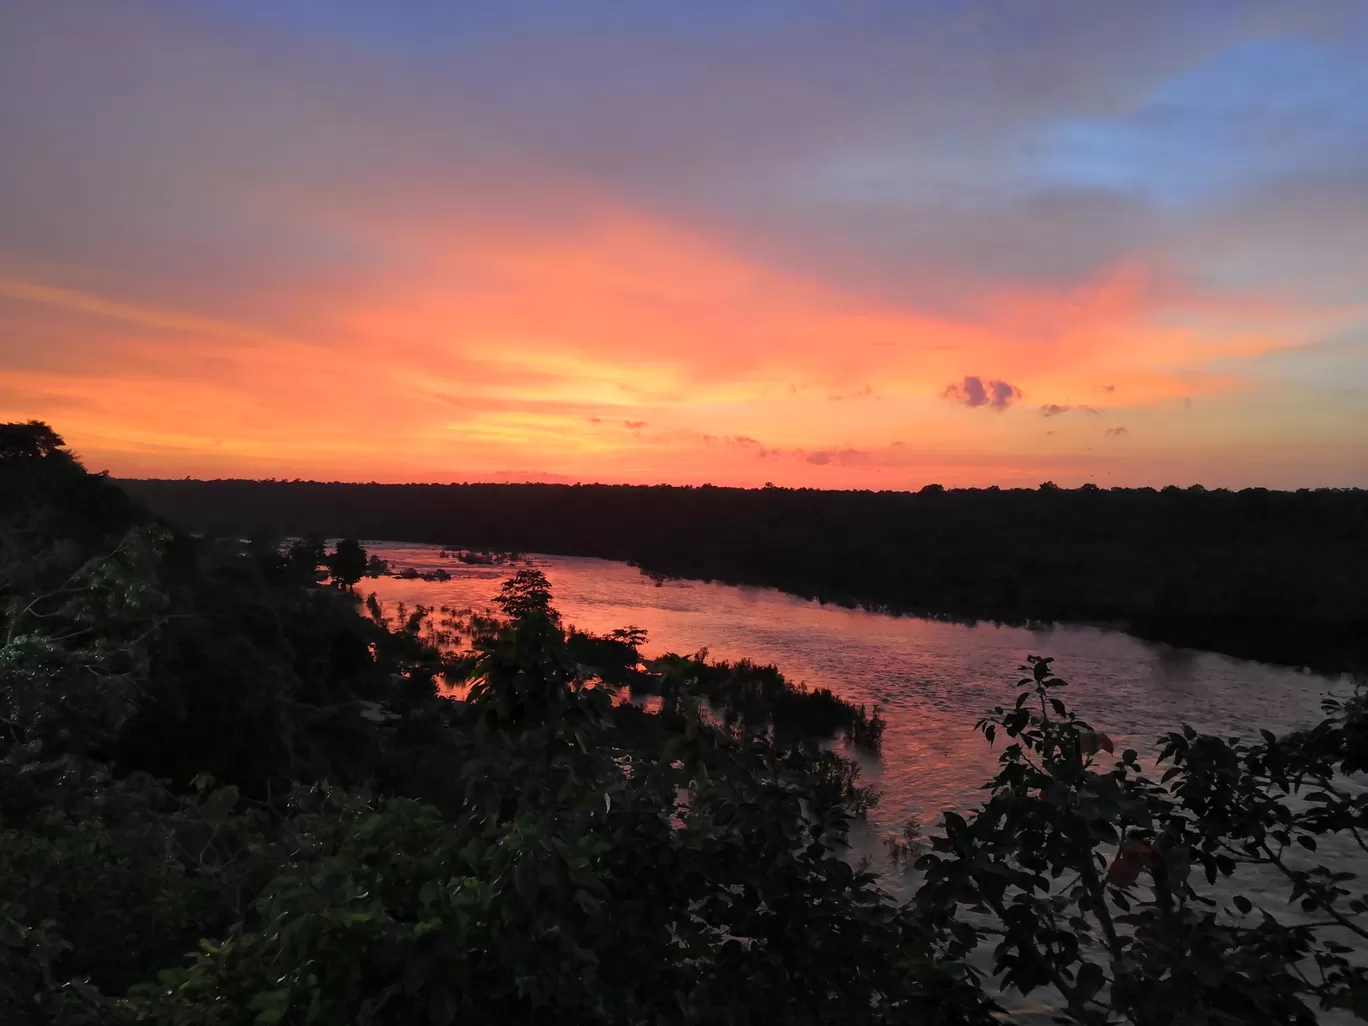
123, 477, 1368, 674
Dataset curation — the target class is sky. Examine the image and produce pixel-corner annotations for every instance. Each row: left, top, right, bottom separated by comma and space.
2, 1, 1367, 489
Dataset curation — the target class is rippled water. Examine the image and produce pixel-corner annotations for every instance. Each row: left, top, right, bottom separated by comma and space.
363, 543, 1349, 870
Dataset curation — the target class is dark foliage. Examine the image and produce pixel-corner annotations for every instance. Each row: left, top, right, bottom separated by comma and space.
122, 478, 1368, 673
2, 423, 978, 1025
326, 538, 367, 590
5, 424, 1364, 1025
917, 656, 1368, 1023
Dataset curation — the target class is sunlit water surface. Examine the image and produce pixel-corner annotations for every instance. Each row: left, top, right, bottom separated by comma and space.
364, 544, 1350, 865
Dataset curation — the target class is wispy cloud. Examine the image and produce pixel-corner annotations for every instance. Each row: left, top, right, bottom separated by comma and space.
0, 275, 315, 353
803, 448, 868, 467
1041, 404, 1101, 417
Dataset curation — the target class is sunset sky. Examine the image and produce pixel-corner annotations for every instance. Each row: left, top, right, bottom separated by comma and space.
2, 2, 1366, 488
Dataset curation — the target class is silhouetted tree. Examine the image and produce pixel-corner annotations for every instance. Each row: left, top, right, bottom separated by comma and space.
0, 419, 67, 462
246, 524, 281, 566
327, 538, 367, 590
287, 534, 327, 583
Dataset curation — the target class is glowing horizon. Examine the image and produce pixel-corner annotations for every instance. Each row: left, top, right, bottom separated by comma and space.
3, 3, 1366, 489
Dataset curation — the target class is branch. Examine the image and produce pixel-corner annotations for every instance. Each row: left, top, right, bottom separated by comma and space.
1260, 843, 1368, 942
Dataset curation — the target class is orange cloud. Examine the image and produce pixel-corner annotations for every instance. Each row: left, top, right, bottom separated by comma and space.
1, 207, 1359, 488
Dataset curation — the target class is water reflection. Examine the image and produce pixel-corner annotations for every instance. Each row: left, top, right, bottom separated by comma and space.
363, 542, 1348, 881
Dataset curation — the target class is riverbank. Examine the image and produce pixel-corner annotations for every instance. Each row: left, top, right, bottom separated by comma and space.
122, 478, 1368, 677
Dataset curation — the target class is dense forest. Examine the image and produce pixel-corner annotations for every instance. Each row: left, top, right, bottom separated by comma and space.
4, 422, 1366, 1024
124, 478, 1368, 675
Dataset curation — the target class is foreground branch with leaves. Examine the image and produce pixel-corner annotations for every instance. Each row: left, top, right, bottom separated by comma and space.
917, 656, 1367, 1024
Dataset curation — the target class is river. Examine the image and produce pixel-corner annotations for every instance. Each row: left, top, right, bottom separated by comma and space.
361, 542, 1350, 878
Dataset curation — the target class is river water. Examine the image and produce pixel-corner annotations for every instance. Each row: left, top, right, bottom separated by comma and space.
362, 543, 1368, 1020
362, 543, 1351, 877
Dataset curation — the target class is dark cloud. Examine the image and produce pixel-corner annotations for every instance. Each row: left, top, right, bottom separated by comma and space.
942, 376, 1022, 410
1105, 426, 1129, 437
806, 451, 831, 465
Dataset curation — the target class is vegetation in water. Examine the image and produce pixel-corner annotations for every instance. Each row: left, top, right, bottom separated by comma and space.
2, 421, 1365, 1025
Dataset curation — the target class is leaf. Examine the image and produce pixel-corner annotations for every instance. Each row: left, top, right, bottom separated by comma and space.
1081, 732, 1115, 756
1107, 853, 1142, 889
1233, 894, 1252, 914
1075, 961, 1105, 1001
419, 880, 439, 909
943, 811, 968, 840
249, 989, 289, 1025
